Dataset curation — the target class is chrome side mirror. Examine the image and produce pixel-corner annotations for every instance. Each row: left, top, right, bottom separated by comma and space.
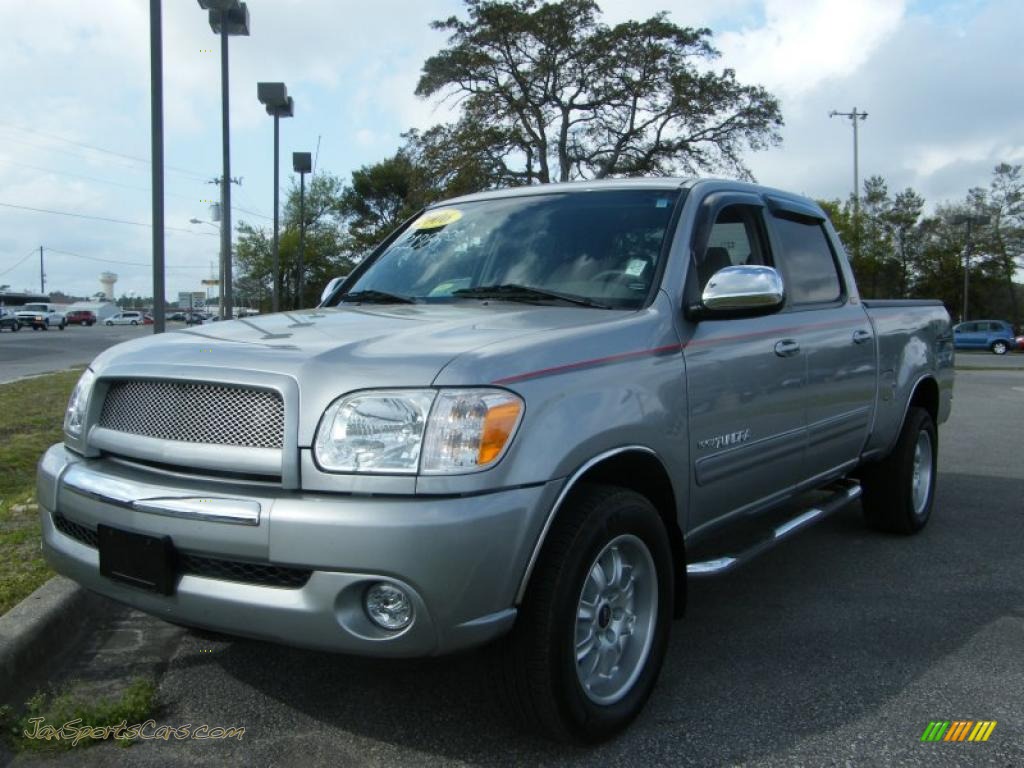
320, 275, 348, 305
701, 265, 784, 313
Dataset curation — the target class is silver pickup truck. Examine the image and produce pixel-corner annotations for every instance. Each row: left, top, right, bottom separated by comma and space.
39, 178, 953, 742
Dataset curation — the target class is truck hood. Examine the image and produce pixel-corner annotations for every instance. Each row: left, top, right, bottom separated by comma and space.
90, 304, 624, 444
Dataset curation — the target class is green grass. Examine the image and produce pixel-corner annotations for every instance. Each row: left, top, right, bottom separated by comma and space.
1, 678, 156, 751
0, 369, 82, 616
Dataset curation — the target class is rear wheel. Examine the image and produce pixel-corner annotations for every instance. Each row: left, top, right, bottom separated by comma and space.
105, 320, 113, 326
861, 406, 937, 534
992, 340, 1009, 355
131, 320, 138, 326
492, 484, 673, 743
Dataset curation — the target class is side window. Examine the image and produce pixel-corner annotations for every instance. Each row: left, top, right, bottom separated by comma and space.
696, 204, 769, 290
772, 216, 842, 304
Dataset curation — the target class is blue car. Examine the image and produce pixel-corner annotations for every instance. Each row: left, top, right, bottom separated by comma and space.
953, 319, 1016, 355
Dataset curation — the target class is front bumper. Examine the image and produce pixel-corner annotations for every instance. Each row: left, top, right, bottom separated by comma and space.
38, 444, 557, 656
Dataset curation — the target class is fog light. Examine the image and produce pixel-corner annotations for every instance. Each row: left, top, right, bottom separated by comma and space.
364, 582, 413, 631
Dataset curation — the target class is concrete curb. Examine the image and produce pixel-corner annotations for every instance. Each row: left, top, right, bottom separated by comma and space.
0, 576, 102, 701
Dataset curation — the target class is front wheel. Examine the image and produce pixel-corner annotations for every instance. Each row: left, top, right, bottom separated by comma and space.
131, 320, 138, 326
491, 484, 673, 743
992, 340, 1009, 355
861, 406, 937, 534
105, 321, 113, 326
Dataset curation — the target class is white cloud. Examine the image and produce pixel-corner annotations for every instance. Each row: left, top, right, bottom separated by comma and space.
717, 0, 906, 97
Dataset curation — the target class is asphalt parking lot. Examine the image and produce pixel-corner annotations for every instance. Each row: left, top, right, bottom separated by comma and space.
0, 323, 154, 384
5, 368, 1023, 767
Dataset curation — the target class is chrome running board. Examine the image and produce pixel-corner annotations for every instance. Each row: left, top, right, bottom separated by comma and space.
687, 479, 862, 577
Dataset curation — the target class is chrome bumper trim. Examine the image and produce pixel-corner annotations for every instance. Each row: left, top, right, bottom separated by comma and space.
63, 463, 261, 525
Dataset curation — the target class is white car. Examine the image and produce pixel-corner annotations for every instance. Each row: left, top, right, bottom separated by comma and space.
105, 311, 144, 326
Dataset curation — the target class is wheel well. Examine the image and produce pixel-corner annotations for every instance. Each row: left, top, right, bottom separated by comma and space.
570, 451, 687, 619
909, 376, 939, 425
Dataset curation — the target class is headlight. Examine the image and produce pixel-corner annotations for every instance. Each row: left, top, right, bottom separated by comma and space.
314, 390, 435, 473
420, 389, 523, 473
314, 388, 524, 475
64, 368, 96, 437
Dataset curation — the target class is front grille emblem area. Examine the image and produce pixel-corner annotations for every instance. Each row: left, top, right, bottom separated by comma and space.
98, 380, 285, 449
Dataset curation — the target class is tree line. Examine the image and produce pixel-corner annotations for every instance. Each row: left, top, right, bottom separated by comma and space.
820, 163, 1023, 326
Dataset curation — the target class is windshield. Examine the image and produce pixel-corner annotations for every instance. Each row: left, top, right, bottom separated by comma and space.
23, 304, 47, 311
334, 189, 681, 310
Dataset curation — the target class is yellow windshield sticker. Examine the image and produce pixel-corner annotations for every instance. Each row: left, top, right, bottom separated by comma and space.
413, 208, 463, 229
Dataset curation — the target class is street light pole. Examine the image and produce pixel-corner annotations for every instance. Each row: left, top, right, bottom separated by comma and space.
199, 1, 249, 320
292, 152, 312, 309
953, 213, 991, 322
257, 83, 294, 314
149, 0, 166, 333
829, 108, 868, 262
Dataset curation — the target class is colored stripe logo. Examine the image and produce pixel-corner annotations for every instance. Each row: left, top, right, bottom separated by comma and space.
920, 721, 997, 742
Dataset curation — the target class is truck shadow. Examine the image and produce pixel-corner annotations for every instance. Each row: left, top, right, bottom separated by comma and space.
165, 470, 1023, 766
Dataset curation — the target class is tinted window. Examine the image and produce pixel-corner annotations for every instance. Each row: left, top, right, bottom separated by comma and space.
339, 190, 680, 310
696, 205, 770, 289
773, 217, 842, 304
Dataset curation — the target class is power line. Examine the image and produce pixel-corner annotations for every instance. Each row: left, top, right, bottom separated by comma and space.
0, 121, 209, 181
46, 247, 210, 270
0, 248, 39, 278
1, 159, 273, 220
0, 159, 204, 203
0, 201, 218, 236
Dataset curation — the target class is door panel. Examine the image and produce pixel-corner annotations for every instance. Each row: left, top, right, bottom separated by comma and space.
798, 303, 877, 477
684, 314, 806, 533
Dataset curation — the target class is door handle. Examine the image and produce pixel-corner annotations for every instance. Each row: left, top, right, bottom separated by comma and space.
853, 329, 873, 344
774, 339, 800, 357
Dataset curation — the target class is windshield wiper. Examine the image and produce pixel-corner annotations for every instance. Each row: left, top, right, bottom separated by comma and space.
338, 289, 417, 305
453, 283, 610, 309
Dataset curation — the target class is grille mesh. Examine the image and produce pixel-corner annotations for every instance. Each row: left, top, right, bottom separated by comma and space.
98, 380, 284, 449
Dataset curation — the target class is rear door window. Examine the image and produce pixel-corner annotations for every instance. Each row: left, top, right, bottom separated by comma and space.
771, 216, 843, 305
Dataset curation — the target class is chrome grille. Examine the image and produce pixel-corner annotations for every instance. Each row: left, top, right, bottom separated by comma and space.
98, 380, 284, 449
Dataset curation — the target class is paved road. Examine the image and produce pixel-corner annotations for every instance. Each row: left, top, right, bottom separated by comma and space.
955, 350, 1024, 370
7, 369, 1023, 767
0, 324, 160, 383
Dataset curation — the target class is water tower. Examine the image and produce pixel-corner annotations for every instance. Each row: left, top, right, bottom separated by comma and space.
99, 272, 118, 301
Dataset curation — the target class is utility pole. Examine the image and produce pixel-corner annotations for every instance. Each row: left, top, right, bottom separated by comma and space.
953, 213, 991, 322
829, 108, 868, 262
150, 0, 166, 333
207, 175, 241, 318
39, 246, 44, 294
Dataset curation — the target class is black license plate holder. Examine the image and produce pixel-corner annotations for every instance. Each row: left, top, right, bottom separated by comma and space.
98, 524, 176, 595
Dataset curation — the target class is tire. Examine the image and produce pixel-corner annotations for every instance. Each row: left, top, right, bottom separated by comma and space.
491, 484, 673, 743
992, 340, 1009, 355
105, 321, 113, 326
861, 406, 937, 534
11, 323, 18, 332
59, 321, 66, 330
131, 320, 138, 326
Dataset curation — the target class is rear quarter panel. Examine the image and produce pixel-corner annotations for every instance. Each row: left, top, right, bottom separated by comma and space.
861, 302, 953, 457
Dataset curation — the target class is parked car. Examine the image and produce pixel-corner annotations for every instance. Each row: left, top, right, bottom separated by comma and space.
142, 314, 154, 325
0, 309, 20, 332
105, 311, 144, 326
65, 310, 97, 326
41, 178, 954, 743
15, 302, 66, 330
1016, 335, 1024, 351
953, 319, 1016, 355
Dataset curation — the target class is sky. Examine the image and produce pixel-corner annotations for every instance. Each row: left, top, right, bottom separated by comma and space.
0, 0, 1020, 300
